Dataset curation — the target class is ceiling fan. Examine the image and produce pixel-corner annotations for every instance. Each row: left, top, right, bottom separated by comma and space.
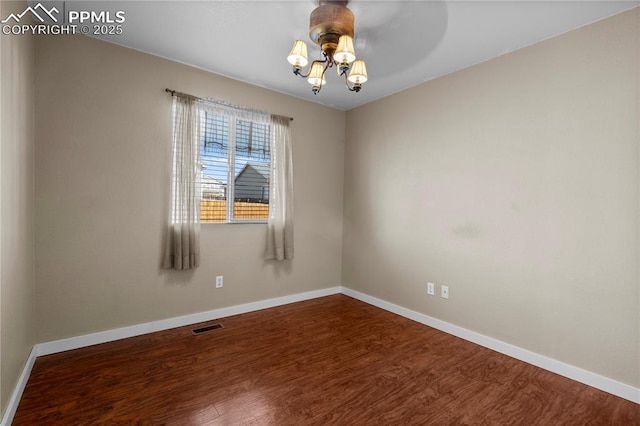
287, 0, 368, 95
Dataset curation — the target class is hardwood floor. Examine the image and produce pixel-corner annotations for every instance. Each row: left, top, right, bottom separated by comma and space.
13, 295, 639, 425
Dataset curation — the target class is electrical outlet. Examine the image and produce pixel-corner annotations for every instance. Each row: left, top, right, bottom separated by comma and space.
427, 282, 435, 296
441, 285, 449, 299
215, 276, 223, 288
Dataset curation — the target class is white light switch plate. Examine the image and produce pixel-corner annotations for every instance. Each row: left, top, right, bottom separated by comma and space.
427, 282, 435, 295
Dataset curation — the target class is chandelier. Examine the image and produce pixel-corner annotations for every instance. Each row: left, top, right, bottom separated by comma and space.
287, 0, 368, 95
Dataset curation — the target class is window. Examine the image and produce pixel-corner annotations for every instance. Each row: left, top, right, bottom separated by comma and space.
164, 93, 293, 269
199, 110, 271, 223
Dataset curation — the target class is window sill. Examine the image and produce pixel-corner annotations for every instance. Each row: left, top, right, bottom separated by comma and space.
202, 221, 268, 225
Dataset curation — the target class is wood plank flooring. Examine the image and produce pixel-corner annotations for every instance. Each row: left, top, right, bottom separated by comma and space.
13, 295, 640, 425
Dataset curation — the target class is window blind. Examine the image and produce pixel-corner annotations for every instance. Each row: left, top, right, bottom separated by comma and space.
199, 108, 271, 223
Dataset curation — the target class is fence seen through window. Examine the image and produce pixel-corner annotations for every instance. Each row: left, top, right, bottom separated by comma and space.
200, 112, 270, 223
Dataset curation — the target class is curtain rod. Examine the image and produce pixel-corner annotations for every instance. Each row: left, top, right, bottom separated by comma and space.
165, 88, 293, 121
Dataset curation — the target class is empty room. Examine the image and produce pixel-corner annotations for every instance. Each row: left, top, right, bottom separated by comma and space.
1, 0, 639, 424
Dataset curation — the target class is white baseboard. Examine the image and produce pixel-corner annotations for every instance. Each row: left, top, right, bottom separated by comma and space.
341, 286, 640, 404
3, 284, 637, 425
1, 347, 37, 426
37, 286, 342, 356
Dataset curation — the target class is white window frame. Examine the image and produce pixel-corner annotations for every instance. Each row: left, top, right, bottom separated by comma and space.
200, 111, 270, 224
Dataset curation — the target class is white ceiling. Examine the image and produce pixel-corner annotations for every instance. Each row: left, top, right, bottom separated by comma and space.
48, 1, 639, 110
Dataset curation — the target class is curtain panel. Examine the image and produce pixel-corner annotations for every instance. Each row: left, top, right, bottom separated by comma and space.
266, 115, 295, 261
162, 95, 202, 270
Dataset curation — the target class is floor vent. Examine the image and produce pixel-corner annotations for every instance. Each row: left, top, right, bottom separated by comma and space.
191, 323, 224, 335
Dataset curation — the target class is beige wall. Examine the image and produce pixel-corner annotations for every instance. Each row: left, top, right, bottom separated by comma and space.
0, 0, 36, 415
343, 8, 639, 387
35, 34, 345, 342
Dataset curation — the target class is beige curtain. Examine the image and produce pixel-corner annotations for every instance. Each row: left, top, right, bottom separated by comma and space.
266, 115, 294, 260
162, 95, 202, 270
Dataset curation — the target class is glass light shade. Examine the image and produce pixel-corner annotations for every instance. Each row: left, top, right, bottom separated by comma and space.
307, 62, 326, 86
334, 35, 356, 64
287, 40, 308, 67
348, 60, 368, 84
